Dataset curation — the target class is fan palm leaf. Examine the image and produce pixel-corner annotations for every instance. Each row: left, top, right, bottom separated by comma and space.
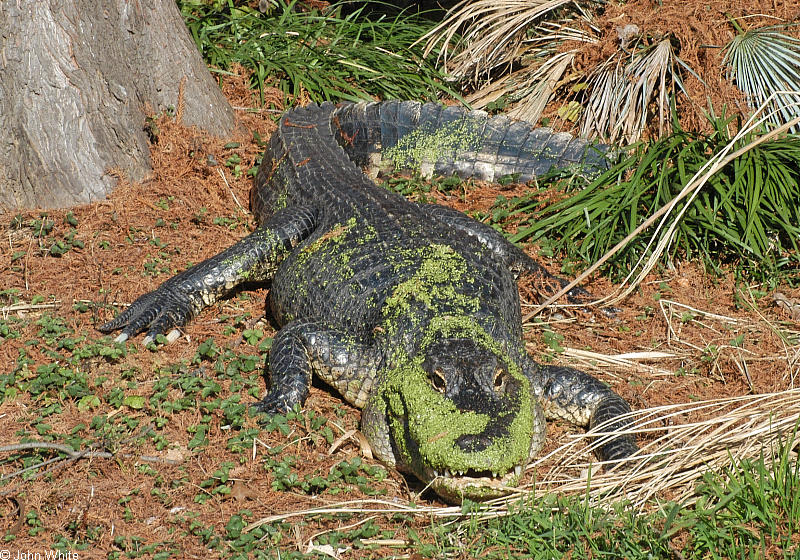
723, 26, 800, 132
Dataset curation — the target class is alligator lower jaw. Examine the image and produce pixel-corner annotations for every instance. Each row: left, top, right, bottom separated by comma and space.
423, 465, 525, 503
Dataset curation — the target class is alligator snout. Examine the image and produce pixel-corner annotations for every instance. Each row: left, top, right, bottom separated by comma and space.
455, 432, 493, 453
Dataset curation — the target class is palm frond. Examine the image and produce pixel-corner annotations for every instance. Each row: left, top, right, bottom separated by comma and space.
581, 38, 684, 143
723, 26, 800, 132
421, 2, 598, 125
466, 49, 577, 124
420, 0, 590, 82
505, 51, 576, 122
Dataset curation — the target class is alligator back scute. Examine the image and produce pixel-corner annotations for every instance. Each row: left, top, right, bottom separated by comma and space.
331, 101, 384, 168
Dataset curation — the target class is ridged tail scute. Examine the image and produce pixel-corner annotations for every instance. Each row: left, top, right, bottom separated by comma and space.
331, 100, 609, 183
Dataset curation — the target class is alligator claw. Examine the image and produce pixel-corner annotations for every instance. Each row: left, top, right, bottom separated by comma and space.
564, 286, 621, 317
99, 282, 194, 343
601, 305, 622, 318
565, 285, 591, 302
250, 394, 294, 418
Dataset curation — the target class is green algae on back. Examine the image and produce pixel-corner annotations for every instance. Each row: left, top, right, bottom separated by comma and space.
381, 244, 480, 334
293, 217, 359, 281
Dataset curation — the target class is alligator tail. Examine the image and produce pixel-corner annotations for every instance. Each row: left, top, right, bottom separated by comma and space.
330, 100, 609, 183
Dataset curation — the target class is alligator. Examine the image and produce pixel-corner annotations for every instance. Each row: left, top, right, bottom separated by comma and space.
99, 100, 637, 503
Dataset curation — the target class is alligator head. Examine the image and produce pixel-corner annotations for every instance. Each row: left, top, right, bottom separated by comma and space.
363, 320, 545, 503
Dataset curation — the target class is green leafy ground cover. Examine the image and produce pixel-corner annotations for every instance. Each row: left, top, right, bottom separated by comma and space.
1, 286, 798, 558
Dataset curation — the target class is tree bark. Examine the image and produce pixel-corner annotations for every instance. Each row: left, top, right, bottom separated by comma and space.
0, 0, 236, 210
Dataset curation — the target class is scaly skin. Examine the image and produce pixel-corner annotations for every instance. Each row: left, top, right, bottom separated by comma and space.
100, 101, 636, 503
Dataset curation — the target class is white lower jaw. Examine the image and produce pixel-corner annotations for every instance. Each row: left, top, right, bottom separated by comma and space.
423, 464, 525, 500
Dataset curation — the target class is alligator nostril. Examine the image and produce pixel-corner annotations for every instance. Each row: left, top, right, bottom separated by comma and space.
456, 433, 492, 453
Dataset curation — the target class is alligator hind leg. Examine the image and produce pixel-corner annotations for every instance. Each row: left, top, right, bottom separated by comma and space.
418, 203, 590, 304
99, 205, 318, 343
253, 320, 382, 414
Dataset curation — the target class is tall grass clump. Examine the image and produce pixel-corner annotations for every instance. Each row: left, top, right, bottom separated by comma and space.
510, 112, 800, 285
179, 0, 456, 104
687, 432, 800, 559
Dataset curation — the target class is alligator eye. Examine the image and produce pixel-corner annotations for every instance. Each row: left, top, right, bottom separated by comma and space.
430, 368, 446, 393
493, 367, 506, 393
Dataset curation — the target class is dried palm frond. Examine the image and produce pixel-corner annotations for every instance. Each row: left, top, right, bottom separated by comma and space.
421, 1, 688, 139
467, 49, 576, 124
581, 38, 687, 143
468, 19, 598, 124
723, 25, 800, 133
420, 0, 585, 81
424, 1, 598, 124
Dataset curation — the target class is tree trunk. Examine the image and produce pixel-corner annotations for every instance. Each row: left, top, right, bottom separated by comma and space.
0, 0, 236, 210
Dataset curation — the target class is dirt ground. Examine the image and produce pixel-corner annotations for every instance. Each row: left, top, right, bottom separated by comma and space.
2, 21, 800, 558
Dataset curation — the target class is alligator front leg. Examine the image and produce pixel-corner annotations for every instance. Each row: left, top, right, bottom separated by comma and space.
253, 319, 382, 414
99, 205, 318, 343
526, 362, 638, 462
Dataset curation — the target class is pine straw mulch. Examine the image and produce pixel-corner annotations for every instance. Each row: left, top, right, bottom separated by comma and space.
1, 67, 800, 556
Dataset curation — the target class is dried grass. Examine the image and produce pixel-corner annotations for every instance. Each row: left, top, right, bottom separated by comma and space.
420, 0, 577, 80
467, 51, 574, 122
421, 0, 599, 126
580, 38, 681, 143
531, 389, 800, 509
